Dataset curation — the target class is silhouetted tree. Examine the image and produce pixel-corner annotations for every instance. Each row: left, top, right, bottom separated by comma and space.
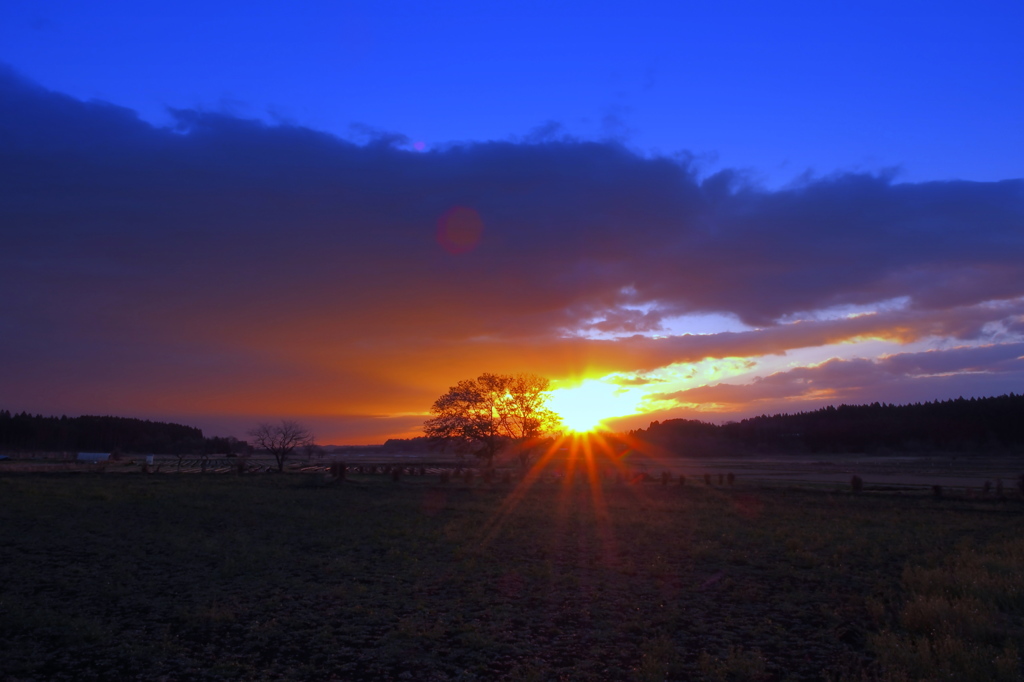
423, 373, 561, 468
249, 420, 314, 472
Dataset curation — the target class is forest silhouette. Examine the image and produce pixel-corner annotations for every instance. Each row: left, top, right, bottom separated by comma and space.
628, 393, 1024, 455
2, 393, 1022, 455
0, 411, 243, 455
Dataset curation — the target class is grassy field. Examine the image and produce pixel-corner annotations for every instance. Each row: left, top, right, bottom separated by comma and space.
1, 471, 1022, 681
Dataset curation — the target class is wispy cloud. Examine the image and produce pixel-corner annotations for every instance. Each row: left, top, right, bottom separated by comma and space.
649, 343, 1024, 412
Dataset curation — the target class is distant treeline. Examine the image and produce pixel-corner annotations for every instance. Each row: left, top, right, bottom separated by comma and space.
381, 436, 432, 450
630, 394, 1024, 456
0, 411, 248, 455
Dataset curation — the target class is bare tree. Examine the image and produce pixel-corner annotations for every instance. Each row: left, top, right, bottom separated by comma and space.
249, 420, 314, 472
424, 373, 560, 468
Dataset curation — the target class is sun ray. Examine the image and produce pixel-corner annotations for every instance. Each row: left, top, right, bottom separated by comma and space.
476, 435, 568, 547
474, 430, 684, 564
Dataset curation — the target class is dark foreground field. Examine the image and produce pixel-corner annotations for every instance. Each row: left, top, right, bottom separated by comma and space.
1, 473, 1022, 681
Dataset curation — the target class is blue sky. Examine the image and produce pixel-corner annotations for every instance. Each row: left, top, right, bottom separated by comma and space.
3, 1, 1021, 186
1, 1, 1022, 443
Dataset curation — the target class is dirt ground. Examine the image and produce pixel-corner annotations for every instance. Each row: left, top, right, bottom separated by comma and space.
2, 472, 1022, 681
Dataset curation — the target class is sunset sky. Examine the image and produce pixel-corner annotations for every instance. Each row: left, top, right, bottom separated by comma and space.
2, 1, 1022, 443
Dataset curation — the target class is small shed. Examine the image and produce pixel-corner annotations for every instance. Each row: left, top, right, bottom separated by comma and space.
76, 452, 110, 462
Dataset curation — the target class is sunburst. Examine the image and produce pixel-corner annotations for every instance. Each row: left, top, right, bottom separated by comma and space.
546, 379, 641, 432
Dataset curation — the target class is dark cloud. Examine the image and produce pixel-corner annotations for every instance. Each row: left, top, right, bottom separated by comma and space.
2, 66, 1022, 439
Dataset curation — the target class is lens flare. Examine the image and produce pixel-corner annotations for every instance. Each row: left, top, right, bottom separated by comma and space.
437, 206, 483, 254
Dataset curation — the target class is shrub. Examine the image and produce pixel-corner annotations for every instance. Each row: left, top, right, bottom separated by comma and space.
872, 539, 1024, 681
851, 475, 863, 493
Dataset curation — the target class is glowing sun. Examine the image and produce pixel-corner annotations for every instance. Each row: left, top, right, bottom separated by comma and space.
547, 379, 641, 432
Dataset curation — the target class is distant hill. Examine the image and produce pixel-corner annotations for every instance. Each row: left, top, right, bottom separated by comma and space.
0, 411, 247, 455
629, 394, 1024, 456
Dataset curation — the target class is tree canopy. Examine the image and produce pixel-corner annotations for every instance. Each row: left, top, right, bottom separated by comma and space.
423, 373, 561, 466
